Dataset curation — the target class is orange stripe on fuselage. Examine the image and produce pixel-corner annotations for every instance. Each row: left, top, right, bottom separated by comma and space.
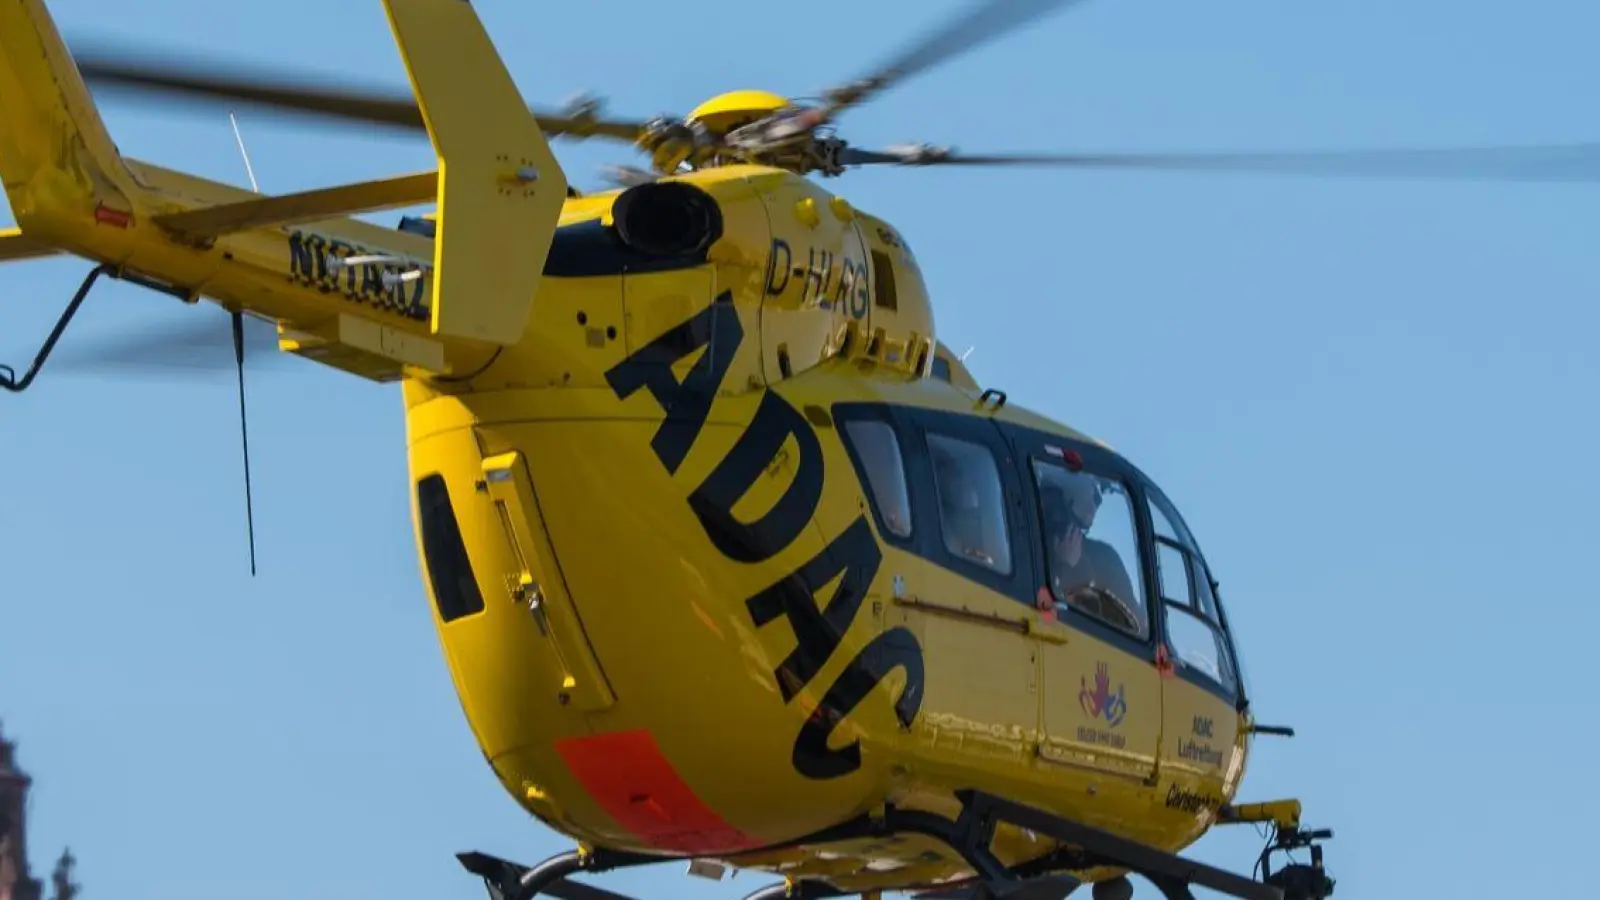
555, 729, 763, 855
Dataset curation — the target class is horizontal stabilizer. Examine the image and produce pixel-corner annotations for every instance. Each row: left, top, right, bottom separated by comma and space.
151, 171, 438, 239
0, 227, 59, 262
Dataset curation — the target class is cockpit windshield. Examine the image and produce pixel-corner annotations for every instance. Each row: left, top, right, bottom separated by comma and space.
1148, 488, 1247, 702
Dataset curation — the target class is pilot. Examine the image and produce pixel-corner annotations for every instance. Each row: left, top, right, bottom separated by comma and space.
1041, 476, 1143, 636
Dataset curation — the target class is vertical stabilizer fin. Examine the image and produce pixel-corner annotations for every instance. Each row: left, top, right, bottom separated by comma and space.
0, 0, 141, 243
381, 0, 570, 346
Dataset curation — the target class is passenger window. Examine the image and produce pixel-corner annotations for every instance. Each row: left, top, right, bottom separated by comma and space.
1033, 461, 1149, 640
842, 419, 913, 539
927, 433, 1012, 575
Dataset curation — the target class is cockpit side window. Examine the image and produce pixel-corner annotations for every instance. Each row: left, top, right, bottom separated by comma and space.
926, 433, 1012, 576
1148, 490, 1240, 695
840, 418, 913, 540
1032, 460, 1149, 641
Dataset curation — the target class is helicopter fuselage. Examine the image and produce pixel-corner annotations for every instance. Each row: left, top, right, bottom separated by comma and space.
395, 166, 1256, 892
0, 0, 1266, 889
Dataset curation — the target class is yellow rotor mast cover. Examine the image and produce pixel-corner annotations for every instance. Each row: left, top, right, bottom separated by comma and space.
648, 89, 793, 173
686, 89, 790, 133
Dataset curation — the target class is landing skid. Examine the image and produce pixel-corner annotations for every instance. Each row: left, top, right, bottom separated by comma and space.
458, 789, 1334, 900
457, 848, 654, 900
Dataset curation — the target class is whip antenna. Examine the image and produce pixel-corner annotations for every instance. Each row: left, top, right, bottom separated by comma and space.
229, 109, 259, 575
230, 110, 260, 192
232, 311, 256, 575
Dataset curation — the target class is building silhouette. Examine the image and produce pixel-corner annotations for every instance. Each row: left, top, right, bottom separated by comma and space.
0, 723, 76, 900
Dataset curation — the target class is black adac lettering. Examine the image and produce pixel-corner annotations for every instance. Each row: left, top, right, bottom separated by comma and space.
609, 292, 926, 782
801, 247, 827, 306
833, 259, 854, 314
744, 516, 925, 780
841, 259, 869, 320
288, 230, 320, 281
604, 291, 742, 475
770, 240, 868, 321
408, 272, 427, 315
764, 238, 792, 296
791, 622, 925, 779
361, 260, 387, 298
1164, 783, 1222, 815
1176, 737, 1224, 768
285, 229, 430, 322
687, 389, 823, 564
326, 239, 357, 292
744, 516, 879, 701
854, 259, 871, 318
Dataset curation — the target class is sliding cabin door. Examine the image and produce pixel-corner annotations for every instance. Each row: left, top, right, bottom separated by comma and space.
1000, 427, 1162, 787
837, 401, 1043, 766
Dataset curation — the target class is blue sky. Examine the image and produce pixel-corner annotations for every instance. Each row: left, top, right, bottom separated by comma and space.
3, 1, 1596, 898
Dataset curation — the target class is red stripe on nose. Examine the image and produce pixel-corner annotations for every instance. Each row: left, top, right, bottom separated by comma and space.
555, 729, 764, 856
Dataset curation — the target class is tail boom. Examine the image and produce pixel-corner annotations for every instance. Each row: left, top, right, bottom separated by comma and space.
121, 158, 470, 380
0, 227, 57, 262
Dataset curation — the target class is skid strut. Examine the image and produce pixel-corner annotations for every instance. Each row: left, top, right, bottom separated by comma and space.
1, 264, 194, 394
458, 789, 1332, 900
458, 848, 658, 900
0, 265, 111, 393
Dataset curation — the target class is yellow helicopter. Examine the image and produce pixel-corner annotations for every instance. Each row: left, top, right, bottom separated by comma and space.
7, 0, 1591, 897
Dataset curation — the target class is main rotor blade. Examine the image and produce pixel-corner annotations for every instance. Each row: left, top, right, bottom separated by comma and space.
43, 313, 290, 378
820, 0, 1092, 117
838, 142, 1600, 182
70, 45, 648, 141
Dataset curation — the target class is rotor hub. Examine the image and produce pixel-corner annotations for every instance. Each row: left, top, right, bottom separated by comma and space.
685, 89, 791, 135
